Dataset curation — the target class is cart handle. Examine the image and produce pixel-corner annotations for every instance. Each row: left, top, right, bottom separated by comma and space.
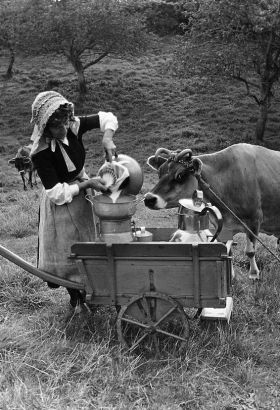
0, 244, 85, 290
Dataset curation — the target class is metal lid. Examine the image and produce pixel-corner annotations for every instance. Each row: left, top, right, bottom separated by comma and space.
178, 198, 205, 213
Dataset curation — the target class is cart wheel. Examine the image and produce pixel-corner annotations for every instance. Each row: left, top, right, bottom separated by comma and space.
117, 292, 189, 356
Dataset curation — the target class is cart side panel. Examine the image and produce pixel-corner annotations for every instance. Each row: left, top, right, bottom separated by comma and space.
198, 243, 229, 307
113, 243, 194, 304
115, 260, 194, 297
199, 261, 224, 298
70, 241, 231, 308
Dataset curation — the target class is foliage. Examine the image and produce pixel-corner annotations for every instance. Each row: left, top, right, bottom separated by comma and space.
19, 0, 150, 94
128, 0, 190, 36
0, 0, 28, 78
174, 0, 280, 141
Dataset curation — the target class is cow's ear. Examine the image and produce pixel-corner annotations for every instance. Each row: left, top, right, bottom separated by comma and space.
147, 155, 167, 171
193, 158, 202, 176
8, 158, 16, 164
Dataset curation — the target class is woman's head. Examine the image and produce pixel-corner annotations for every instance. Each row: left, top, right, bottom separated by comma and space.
30, 91, 74, 137
30, 91, 77, 156
46, 103, 74, 140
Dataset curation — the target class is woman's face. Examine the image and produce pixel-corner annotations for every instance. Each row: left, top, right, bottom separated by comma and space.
47, 108, 71, 140
48, 121, 70, 140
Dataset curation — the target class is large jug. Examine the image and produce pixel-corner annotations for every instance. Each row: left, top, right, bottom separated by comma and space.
100, 153, 144, 196
177, 190, 223, 242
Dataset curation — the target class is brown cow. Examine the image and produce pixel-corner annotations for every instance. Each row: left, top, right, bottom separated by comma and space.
8, 146, 37, 190
144, 143, 280, 280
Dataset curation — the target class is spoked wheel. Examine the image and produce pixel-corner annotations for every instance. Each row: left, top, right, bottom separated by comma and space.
117, 292, 190, 356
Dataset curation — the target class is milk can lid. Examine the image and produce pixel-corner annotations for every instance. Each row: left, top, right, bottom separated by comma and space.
178, 198, 205, 213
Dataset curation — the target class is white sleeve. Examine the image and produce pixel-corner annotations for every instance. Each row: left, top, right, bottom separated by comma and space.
46, 183, 79, 205
98, 111, 118, 132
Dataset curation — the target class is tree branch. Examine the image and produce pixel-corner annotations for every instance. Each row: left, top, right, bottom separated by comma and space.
83, 50, 109, 70
232, 73, 261, 104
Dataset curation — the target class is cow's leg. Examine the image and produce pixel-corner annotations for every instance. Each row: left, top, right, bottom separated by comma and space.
20, 172, 27, 190
246, 233, 260, 280
33, 171, 37, 186
28, 170, 33, 188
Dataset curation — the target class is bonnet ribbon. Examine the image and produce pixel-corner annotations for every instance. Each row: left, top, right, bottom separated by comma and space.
47, 138, 76, 172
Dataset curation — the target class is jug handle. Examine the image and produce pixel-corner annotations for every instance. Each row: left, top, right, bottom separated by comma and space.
105, 150, 118, 162
200, 205, 223, 242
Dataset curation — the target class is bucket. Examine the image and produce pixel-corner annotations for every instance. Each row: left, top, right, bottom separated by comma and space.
87, 194, 137, 220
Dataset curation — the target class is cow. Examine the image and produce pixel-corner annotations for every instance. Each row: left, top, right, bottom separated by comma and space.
8, 146, 37, 190
144, 143, 280, 280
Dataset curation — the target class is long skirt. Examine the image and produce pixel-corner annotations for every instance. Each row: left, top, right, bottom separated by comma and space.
38, 188, 96, 283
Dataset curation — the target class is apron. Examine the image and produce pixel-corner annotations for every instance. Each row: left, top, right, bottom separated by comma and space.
38, 183, 95, 283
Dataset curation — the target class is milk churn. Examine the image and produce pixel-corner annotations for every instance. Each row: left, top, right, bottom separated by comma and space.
177, 190, 223, 242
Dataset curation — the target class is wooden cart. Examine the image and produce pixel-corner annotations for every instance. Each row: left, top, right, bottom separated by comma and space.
70, 227, 233, 353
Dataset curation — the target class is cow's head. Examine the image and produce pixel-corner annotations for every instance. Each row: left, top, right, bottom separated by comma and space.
8, 156, 32, 174
8, 147, 32, 174
144, 147, 202, 209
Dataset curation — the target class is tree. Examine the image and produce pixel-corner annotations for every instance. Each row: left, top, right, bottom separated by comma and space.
175, 0, 280, 142
0, 0, 26, 79
21, 0, 150, 94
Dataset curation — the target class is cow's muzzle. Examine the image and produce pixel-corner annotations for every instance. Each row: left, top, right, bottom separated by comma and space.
144, 193, 159, 209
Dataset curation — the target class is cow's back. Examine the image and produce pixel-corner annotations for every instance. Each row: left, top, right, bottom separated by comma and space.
199, 144, 280, 235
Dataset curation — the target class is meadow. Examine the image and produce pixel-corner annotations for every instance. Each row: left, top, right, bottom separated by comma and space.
1, 37, 280, 409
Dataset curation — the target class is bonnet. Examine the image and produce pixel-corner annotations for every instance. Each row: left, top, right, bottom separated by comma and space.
30, 91, 79, 159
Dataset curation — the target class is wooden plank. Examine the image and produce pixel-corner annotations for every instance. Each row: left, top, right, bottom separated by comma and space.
105, 245, 117, 305
175, 297, 226, 309
200, 260, 218, 298
83, 261, 111, 296
74, 255, 227, 262
76, 256, 193, 261
112, 243, 193, 258
216, 261, 223, 299
71, 242, 107, 256
198, 243, 227, 257
192, 244, 200, 306
74, 259, 93, 295
114, 260, 194, 296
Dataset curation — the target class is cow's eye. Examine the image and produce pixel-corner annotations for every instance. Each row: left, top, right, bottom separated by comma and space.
175, 172, 186, 183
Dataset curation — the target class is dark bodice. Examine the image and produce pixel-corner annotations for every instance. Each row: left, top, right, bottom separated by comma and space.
32, 115, 100, 189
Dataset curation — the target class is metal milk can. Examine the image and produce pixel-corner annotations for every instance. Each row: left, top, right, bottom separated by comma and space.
177, 190, 223, 242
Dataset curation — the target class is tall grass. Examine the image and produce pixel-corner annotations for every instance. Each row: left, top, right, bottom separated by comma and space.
1, 37, 280, 409
0, 190, 39, 238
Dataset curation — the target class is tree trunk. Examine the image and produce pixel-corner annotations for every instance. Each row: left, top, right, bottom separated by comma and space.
4, 46, 15, 79
255, 81, 272, 143
255, 102, 268, 142
77, 68, 87, 95
69, 54, 87, 95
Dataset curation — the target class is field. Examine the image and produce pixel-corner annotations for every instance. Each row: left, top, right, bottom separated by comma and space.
1, 38, 280, 409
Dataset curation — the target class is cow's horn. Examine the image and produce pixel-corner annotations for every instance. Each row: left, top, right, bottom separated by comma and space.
154, 148, 173, 158
175, 149, 193, 161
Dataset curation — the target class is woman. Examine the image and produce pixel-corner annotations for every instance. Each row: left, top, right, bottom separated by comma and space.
30, 90, 118, 309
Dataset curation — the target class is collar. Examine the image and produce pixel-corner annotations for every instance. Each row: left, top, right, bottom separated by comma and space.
46, 136, 69, 152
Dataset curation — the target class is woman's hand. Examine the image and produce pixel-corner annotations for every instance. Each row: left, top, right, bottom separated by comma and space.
102, 129, 116, 162
77, 177, 108, 193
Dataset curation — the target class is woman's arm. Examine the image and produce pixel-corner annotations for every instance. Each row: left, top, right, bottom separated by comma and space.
32, 153, 107, 205
78, 112, 118, 134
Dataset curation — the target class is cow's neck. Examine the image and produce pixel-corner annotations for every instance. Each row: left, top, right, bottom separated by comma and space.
195, 154, 225, 206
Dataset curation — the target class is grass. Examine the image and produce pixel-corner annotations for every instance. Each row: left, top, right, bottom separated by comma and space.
1, 37, 280, 409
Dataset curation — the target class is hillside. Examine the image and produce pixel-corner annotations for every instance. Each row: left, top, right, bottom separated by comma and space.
2, 37, 280, 192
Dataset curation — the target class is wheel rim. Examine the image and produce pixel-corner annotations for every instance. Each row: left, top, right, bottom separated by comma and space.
117, 292, 190, 355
